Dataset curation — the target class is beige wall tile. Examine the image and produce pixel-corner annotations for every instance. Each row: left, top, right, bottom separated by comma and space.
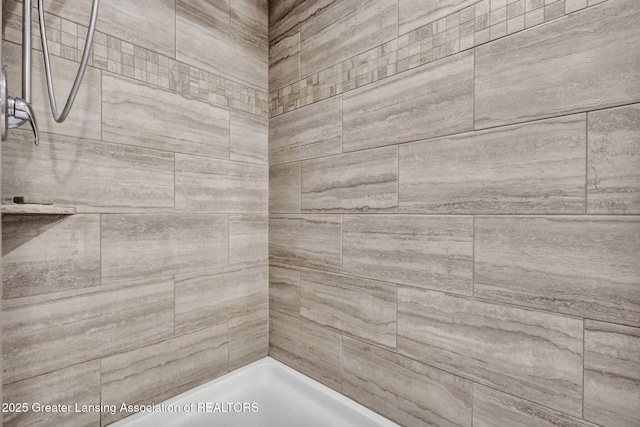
101, 324, 228, 425
269, 31, 300, 91
475, 0, 640, 128
230, 110, 268, 165
475, 216, 640, 327
269, 0, 335, 45
269, 162, 301, 213
300, 0, 397, 77
301, 270, 396, 349
301, 146, 398, 213
231, 0, 268, 38
399, 115, 586, 214
269, 96, 342, 164
588, 104, 640, 214
175, 154, 268, 213
2, 131, 174, 213
269, 263, 301, 317
584, 320, 640, 427
103, 74, 230, 159
229, 303, 269, 370
397, 287, 584, 416
343, 215, 473, 295
3, 214, 100, 299
399, 0, 477, 35
3, 361, 100, 427
3, 277, 174, 384
269, 214, 342, 272
343, 337, 472, 427
269, 310, 342, 390
343, 51, 474, 152
229, 214, 268, 266
101, 213, 228, 283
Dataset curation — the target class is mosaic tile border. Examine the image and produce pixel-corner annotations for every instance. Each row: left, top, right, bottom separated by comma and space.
269, 0, 609, 117
2, 0, 269, 118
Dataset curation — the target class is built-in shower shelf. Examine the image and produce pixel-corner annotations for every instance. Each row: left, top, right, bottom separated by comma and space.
1, 204, 76, 216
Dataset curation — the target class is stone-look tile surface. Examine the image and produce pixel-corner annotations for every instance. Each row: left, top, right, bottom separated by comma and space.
2, 131, 174, 213
399, 115, 586, 214
475, 0, 640, 128
269, 310, 342, 390
270, 32, 300, 92
230, 110, 268, 165
397, 287, 584, 416
175, 264, 268, 334
474, 385, 599, 427
101, 214, 228, 283
301, 146, 399, 213
3, 277, 174, 384
269, 0, 336, 45
4, 41, 101, 140
399, 0, 477, 35
175, 154, 268, 213
3, 361, 100, 427
269, 96, 342, 164
269, 162, 301, 213
343, 215, 473, 295
584, 320, 640, 427
103, 74, 230, 159
300, 0, 397, 77
475, 216, 640, 327
101, 324, 228, 425
343, 51, 474, 152
3, 214, 100, 299
343, 337, 472, 427
269, 263, 301, 318
300, 270, 397, 349
229, 303, 269, 371
177, 0, 268, 91
269, 214, 342, 272
229, 214, 268, 266
588, 104, 640, 214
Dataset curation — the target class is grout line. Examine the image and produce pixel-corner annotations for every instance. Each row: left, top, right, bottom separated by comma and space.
582, 318, 586, 419
585, 112, 589, 214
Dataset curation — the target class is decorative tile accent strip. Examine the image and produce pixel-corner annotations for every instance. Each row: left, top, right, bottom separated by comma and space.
270, 0, 605, 117
2, 1, 268, 118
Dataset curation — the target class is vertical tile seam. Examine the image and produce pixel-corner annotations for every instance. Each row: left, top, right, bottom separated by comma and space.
582, 318, 586, 419
585, 112, 589, 214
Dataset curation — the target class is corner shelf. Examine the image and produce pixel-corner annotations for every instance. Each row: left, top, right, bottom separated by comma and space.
1, 204, 76, 216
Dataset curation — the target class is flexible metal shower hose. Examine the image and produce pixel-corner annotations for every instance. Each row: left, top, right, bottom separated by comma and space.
38, 0, 99, 123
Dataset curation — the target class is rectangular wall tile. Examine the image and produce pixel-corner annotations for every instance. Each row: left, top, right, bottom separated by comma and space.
269, 32, 300, 91
103, 73, 230, 159
588, 103, 640, 214
269, 214, 342, 272
300, 0, 397, 77
301, 270, 397, 349
475, 216, 640, 327
2, 131, 174, 213
229, 303, 269, 371
269, 0, 335, 45
474, 385, 599, 427
3, 361, 100, 427
229, 214, 268, 266
230, 110, 268, 165
397, 287, 584, 416
399, 115, 586, 214
101, 324, 228, 425
343, 337, 472, 427
175, 264, 268, 334
269, 310, 342, 390
3, 214, 100, 299
343, 215, 473, 295
3, 277, 174, 384
584, 320, 640, 427
101, 213, 228, 283
269, 96, 342, 164
270, 162, 301, 213
175, 154, 268, 213
301, 146, 399, 213
269, 263, 301, 317
475, 0, 640, 128
399, 0, 477, 35
343, 51, 474, 152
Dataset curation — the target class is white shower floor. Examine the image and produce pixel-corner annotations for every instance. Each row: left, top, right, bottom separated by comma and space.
111, 357, 399, 427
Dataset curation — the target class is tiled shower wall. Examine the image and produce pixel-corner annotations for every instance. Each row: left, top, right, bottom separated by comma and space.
1, 0, 268, 425
268, 0, 640, 426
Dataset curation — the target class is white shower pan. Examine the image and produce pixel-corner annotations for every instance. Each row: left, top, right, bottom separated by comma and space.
111, 357, 399, 427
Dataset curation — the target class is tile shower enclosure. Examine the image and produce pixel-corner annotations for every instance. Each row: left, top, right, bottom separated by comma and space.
2, 0, 639, 426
